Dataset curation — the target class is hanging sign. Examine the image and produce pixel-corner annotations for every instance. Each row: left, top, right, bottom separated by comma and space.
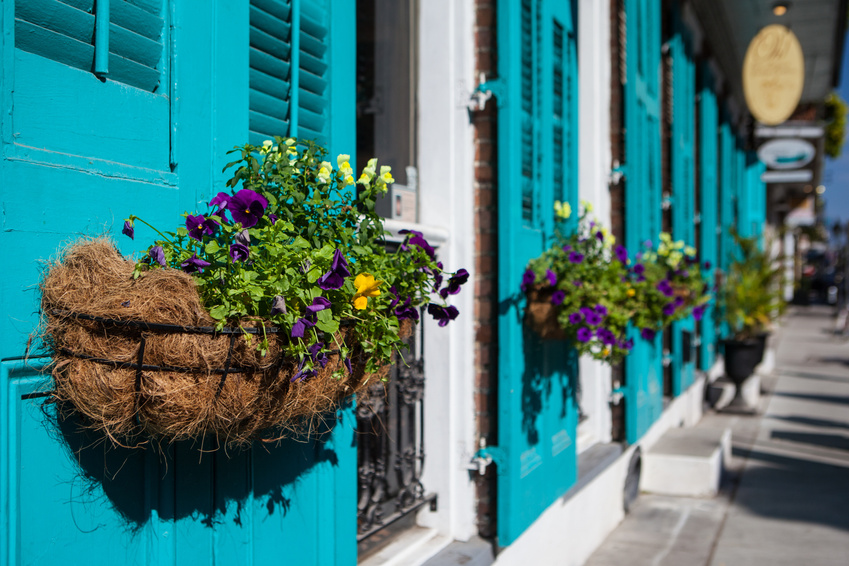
743, 25, 805, 125
757, 138, 816, 169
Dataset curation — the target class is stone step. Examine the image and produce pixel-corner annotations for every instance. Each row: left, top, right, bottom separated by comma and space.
640, 427, 731, 498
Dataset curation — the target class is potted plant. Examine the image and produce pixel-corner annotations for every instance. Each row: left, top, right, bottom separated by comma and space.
719, 230, 784, 407
520, 202, 710, 364
40, 138, 467, 448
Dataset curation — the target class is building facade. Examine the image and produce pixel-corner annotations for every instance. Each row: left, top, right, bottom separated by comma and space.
0, 0, 844, 565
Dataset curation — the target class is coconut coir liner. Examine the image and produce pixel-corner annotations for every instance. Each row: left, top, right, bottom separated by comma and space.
40, 238, 388, 448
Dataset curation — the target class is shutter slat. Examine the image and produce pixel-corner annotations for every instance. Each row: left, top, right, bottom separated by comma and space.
297, 88, 325, 114
109, 21, 162, 68
300, 1, 325, 26
250, 129, 287, 147
250, 110, 290, 139
250, 5, 291, 39
296, 106, 324, 134
299, 68, 326, 96
299, 14, 326, 43
250, 89, 289, 121
251, 0, 290, 22
16, 0, 94, 47
250, 24, 291, 60
107, 51, 161, 91
296, 125, 326, 146
59, 0, 94, 13
250, 68, 290, 100
111, 0, 164, 42
250, 47, 290, 81
298, 49, 327, 79
299, 31, 326, 60
15, 19, 94, 73
124, 0, 160, 16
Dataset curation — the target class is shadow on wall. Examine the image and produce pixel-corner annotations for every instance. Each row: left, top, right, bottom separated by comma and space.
43, 399, 339, 531
730, 445, 849, 533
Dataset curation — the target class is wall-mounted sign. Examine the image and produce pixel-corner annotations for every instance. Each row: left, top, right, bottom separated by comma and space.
758, 138, 816, 169
743, 24, 804, 126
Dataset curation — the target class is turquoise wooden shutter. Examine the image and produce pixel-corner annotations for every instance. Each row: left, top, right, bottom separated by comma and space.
697, 62, 718, 371
669, 8, 695, 395
740, 151, 766, 239
249, 0, 331, 147
491, 0, 579, 547
622, 0, 663, 443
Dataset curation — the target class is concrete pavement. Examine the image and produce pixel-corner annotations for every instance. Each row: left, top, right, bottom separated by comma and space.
584, 306, 849, 566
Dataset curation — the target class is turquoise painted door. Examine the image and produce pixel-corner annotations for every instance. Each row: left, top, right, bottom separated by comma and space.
494, 0, 579, 546
669, 8, 695, 395
1, 1, 357, 564
623, 0, 663, 443
697, 62, 718, 371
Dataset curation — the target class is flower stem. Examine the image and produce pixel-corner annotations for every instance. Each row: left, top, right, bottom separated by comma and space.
133, 217, 175, 244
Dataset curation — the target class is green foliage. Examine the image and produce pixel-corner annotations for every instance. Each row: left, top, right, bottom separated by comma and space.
720, 230, 784, 339
522, 204, 711, 364
126, 138, 464, 379
824, 92, 847, 159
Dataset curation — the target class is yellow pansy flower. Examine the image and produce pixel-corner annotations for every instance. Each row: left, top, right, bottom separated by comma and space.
627, 288, 636, 297
554, 200, 572, 219
352, 273, 382, 309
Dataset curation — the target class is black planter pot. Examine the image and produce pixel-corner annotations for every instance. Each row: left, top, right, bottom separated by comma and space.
723, 338, 762, 412
753, 332, 769, 365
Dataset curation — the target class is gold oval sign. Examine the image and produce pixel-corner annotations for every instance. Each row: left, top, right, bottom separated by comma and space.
743, 24, 805, 125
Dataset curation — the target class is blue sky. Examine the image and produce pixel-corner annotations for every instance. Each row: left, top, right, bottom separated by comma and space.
822, 37, 849, 225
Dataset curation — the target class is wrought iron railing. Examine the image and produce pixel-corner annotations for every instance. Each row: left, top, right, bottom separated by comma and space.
356, 317, 435, 544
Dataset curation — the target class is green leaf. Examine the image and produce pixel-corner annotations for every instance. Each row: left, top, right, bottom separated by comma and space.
209, 305, 228, 320
205, 241, 220, 254
316, 318, 340, 334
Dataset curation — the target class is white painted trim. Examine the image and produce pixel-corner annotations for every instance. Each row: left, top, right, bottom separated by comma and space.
411, 0, 478, 545
576, 0, 614, 453
493, 375, 708, 566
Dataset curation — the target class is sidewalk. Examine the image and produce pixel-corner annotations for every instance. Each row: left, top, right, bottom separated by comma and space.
584, 305, 849, 566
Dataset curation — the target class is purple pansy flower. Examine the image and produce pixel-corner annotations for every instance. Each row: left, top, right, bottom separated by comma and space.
585, 312, 603, 326
186, 214, 219, 240
291, 317, 316, 338
400, 229, 436, 260
673, 297, 685, 307
209, 192, 231, 213
615, 245, 628, 263
149, 245, 166, 267
692, 305, 706, 321
643, 239, 653, 248
395, 298, 420, 321
569, 252, 585, 264
657, 279, 674, 297
309, 342, 329, 368
344, 357, 353, 374
235, 230, 250, 247
180, 254, 211, 273
226, 188, 269, 228
230, 242, 250, 262
662, 302, 677, 316
633, 264, 645, 275
704, 261, 712, 269
576, 327, 593, 342
292, 356, 317, 382
520, 268, 536, 292
545, 269, 558, 287
427, 303, 460, 327
122, 219, 134, 240
551, 290, 566, 305
433, 262, 445, 291
318, 249, 351, 290
573, 280, 583, 287
440, 268, 470, 299
597, 328, 617, 346
306, 296, 332, 315
270, 295, 287, 315
596, 230, 604, 241
268, 213, 278, 224
641, 328, 656, 340
568, 312, 583, 325
595, 304, 608, 316
562, 245, 572, 252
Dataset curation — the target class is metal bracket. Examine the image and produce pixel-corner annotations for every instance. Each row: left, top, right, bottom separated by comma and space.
467, 438, 507, 475
469, 73, 507, 111
610, 386, 626, 405
609, 161, 626, 185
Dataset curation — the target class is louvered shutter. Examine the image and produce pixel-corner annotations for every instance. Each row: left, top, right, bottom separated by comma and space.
622, 0, 664, 443
698, 62, 719, 370
669, 7, 696, 396
494, 0, 579, 547
15, 0, 165, 91
249, 0, 330, 146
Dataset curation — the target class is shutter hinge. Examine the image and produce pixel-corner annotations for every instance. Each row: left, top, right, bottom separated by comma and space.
469, 74, 507, 111
609, 161, 627, 185
468, 438, 507, 475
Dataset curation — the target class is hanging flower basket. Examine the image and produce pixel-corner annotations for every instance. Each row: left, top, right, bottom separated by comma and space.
524, 287, 567, 341
38, 138, 466, 448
